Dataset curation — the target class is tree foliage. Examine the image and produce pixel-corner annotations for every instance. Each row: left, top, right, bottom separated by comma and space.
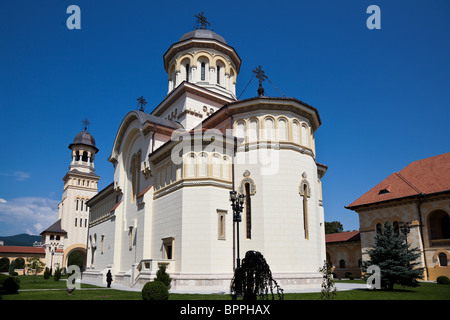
230, 250, 284, 300
319, 260, 336, 300
325, 221, 344, 234
362, 221, 424, 290
154, 264, 172, 290
26, 257, 45, 283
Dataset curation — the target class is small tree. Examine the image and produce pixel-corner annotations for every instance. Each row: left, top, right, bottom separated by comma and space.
154, 264, 172, 290
362, 221, 424, 290
26, 257, 46, 283
319, 260, 336, 300
230, 250, 283, 300
54, 265, 62, 281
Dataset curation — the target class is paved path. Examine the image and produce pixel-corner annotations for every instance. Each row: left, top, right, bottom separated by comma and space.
79, 279, 368, 294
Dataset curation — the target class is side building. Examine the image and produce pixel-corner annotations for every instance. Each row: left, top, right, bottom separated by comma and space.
346, 152, 450, 281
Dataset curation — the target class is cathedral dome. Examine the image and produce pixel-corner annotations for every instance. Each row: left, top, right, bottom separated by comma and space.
178, 29, 227, 44
68, 130, 98, 153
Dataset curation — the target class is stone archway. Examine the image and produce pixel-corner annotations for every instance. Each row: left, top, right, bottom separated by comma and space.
65, 247, 87, 272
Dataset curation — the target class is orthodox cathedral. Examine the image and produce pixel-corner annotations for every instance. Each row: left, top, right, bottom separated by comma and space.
59, 16, 328, 292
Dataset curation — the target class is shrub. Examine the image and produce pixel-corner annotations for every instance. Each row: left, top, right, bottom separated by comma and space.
0, 274, 11, 287
436, 276, 450, 285
154, 264, 172, 290
54, 267, 62, 281
3, 276, 20, 294
345, 272, 355, 280
43, 267, 51, 279
142, 281, 169, 300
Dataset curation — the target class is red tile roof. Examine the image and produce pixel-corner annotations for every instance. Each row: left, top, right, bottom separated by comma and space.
346, 153, 450, 209
326, 231, 360, 243
0, 246, 45, 254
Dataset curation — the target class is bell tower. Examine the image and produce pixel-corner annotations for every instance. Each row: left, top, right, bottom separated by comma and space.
58, 119, 100, 269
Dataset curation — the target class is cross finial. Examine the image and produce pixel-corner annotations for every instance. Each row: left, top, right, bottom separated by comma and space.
82, 118, 91, 131
137, 96, 147, 112
194, 11, 210, 30
252, 66, 268, 97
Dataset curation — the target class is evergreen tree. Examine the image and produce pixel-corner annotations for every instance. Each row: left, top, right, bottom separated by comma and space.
362, 221, 424, 290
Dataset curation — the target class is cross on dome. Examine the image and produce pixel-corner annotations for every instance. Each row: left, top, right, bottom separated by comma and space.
194, 11, 211, 30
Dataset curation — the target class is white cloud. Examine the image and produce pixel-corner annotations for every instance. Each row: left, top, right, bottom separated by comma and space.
0, 197, 59, 235
0, 198, 7, 203
0, 171, 31, 181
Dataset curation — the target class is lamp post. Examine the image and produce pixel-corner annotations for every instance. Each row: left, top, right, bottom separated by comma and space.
50, 249, 55, 275
230, 190, 245, 269
400, 222, 411, 246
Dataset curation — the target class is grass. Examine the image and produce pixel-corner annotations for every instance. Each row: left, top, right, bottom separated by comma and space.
1, 276, 449, 300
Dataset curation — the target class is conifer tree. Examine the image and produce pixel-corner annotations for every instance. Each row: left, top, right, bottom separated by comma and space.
362, 221, 424, 290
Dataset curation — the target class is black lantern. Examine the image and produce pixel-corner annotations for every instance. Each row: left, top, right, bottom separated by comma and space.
230, 191, 245, 268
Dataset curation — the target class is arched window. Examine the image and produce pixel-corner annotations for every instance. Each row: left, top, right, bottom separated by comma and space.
185, 63, 190, 81
376, 223, 382, 235
198, 153, 208, 177
245, 183, 252, 239
301, 123, 309, 146
429, 210, 450, 240
339, 259, 346, 268
201, 62, 206, 81
186, 153, 197, 178
216, 65, 221, 84
302, 184, 309, 240
277, 118, 288, 141
81, 200, 84, 212
76, 199, 79, 211
264, 117, 274, 141
292, 120, 300, 144
248, 118, 258, 142
393, 221, 400, 236
212, 154, 221, 178
235, 120, 245, 140
222, 156, 230, 180
130, 154, 141, 200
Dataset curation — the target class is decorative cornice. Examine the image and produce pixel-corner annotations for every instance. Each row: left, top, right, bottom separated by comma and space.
154, 178, 232, 199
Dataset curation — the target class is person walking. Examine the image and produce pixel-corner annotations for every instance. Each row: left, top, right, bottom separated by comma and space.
106, 270, 113, 288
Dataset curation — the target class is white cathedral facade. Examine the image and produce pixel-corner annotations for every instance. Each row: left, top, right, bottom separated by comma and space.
83, 22, 328, 293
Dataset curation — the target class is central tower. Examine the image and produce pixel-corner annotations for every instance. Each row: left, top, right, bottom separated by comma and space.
163, 17, 241, 99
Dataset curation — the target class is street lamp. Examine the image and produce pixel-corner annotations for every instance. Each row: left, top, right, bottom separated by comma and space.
50, 249, 55, 275
400, 222, 411, 246
230, 190, 245, 269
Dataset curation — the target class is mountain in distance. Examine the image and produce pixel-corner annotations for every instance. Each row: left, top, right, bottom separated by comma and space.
0, 233, 42, 246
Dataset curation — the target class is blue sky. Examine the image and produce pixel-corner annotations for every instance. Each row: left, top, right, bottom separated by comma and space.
0, 0, 449, 236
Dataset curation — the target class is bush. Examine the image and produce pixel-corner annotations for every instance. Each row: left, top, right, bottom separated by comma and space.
0, 274, 11, 287
344, 272, 355, 280
3, 276, 20, 294
436, 276, 450, 285
154, 264, 172, 290
142, 281, 169, 300
54, 267, 62, 281
43, 267, 51, 279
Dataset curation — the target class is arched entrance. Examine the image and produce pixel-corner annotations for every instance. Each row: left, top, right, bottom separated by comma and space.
65, 248, 87, 272
428, 210, 450, 246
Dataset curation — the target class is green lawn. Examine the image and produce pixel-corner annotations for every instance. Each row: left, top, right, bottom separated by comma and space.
1, 276, 449, 300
